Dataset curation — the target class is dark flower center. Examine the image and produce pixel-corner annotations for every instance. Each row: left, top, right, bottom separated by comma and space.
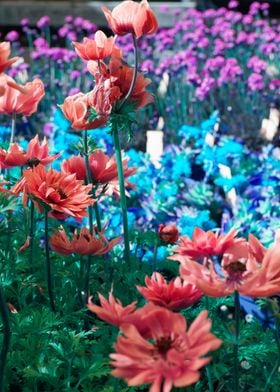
26, 157, 41, 167
57, 188, 67, 199
225, 261, 246, 273
154, 336, 172, 356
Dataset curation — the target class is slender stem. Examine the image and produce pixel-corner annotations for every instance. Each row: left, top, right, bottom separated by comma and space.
84, 255, 91, 304
233, 290, 240, 392
263, 321, 280, 392
206, 365, 214, 392
94, 202, 102, 232
0, 285, 11, 392
112, 122, 130, 266
44, 209, 56, 312
83, 130, 94, 235
29, 201, 35, 271
204, 295, 214, 392
83, 131, 94, 305
10, 113, 16, 144
118, 34, 138, 110
152, 243, 158, 272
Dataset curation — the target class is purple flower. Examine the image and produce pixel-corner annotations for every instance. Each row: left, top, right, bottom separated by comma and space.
248, 73, 265, 91
218, 58, 242, 86
58, 26, 69, 38
261, 43, 277, 55
205, 56, 225, 71
64, 16, 73, 23
67, 31, 77, 41
269, 79, 280, 92
242, 15, 253, 24
228, 1, 239, 9
247, 56, 266, 73
81, 20, 97, 32
20, 18, 29, 26
43, 123, 53, 137
195, 76, 216, 100
236, 31, 248, 44
249, 2, 261, 16
5, 31, 19, 42
141, 60, 154, 73
37, 16, 50, 29
34, 37, 49, 48
73, 17, 84, 28
68, 87, 80, 96
70, 70, 81, 80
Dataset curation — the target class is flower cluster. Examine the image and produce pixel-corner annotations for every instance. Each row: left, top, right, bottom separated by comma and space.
89, 289, 221, 391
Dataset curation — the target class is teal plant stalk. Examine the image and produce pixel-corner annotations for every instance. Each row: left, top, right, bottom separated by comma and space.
233, 290, 240, 392
82, 130, 97, 302
0, 285, 11, 392
83, 131, 95, 233
263, 319, 280, 392
10, 112, 16, 144
152, 240, 159, 272
203, 295, 214, 392
112, 122, 131, 267
111, 34, 138, 267
29, 201, 35, 271
44, 208, 56, 312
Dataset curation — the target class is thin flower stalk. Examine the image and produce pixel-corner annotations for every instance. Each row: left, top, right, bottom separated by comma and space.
29, 201, 35, 271
263, 319, 280, 392
10, 112, 16, 144
118, 34, 138, 110
0, 285, 11, 392
83, 130, 94, 234
44, 208, 56, 312
110, 33, 138, 267
234, 290, 240, 392
112, 121, 130, 266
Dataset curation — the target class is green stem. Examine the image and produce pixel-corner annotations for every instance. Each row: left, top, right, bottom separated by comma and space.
84, 255, 91, 304
10, 113, 16, 144
29, 201, 35, 272
112, 122, 130, 267
263, 321, 280, 392
234, 291, 240, 392
94, 201, 102, 233
83, 131, 94, 234
206, 365, 214, 392
152, 243, 158, 272
83, 131, 94, 305
204, 295, 214, 392
44, 209, 56, 312
0, 285, 11, 392
118, 34, 138, 110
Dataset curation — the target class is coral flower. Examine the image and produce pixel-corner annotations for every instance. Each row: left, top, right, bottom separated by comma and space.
73, 31, 122, 60
0, 41, 18, 73
177, 238, 280, 298
0, 75, 45, 116
22, 164, 94, 220
88, 292, 137, 327
102, 0, 158, 38
0, 135, 59, 169
61, 155, 86, 181
137, 272, 202, 311
159, 224, 179, 244
110, 308, 222, 392
50, 226, 120, 256
59, 92, 107, 131
172, 227, 245, 260
62, 150, 136, 197
87, 75, 122, 117
87, 58, 153, 108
